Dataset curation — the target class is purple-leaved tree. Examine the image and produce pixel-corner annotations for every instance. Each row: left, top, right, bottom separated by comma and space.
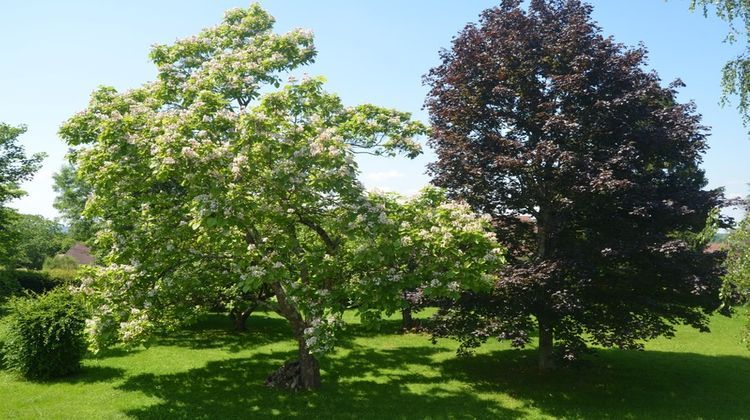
425, 0, 727, 371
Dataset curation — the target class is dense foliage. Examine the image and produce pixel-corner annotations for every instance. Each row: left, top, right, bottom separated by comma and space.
43, 255, 79, 271
0, 269, 75, 296
0, 124, 44, 265
0, 269, 53, 294
61, 5, 503, 390
5, 213, 70, 270
0, 273, 21, 302
2, 289, 88, 380
425, 0, 725, 369
352, 187, 505, 327
52, 164, 96, 243
724, 203, 750, 341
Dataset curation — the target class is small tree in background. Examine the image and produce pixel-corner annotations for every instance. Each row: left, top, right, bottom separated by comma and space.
724, 200, 750, 342
52, 163, 96, 244
425, 0, 726, 370
0, 123, 45, 265
7, 213, 69, 270
351, 187, 505, 332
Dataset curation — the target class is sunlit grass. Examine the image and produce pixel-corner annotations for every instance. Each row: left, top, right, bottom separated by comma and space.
1, 309, 749, 419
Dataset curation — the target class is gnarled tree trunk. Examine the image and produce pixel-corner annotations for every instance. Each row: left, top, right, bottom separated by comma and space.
266, 282, 321, 391
231, 305, 255, 332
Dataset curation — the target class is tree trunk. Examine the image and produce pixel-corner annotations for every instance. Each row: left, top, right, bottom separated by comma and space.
402, 306, 414, 331
538, 317, 555, 372
267, 282, 322, 390
297, 337, 321, 389
231, 306, 254, 332
232, 310, 247, 332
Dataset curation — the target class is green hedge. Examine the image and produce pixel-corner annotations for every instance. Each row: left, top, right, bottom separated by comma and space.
0, 269, 81, 296
1, 270, 54, 294
1, 289, 88, 379
0, 316, 9, 363
42, 268, 81, 288
0, 274, 21, 302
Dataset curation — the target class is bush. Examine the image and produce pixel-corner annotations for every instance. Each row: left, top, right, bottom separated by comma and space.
0, 316, 9, 364
0, 269, 77, 295
3, 270, 52, 294
0, 274, 21, 302
42, 255, 78, 271
43, 268, 81, 288
2, 289, 88, 379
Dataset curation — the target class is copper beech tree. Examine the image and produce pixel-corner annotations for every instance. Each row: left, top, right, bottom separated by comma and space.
425, 0, 726, 370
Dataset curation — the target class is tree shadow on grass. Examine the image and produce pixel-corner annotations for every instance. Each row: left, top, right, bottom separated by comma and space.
440, 348, 750, 419
153, 313, 293, 353
118, 345, 520, 419
88, 346, 144, 360
52, 365, 127, 384
150, 313, 407, 354
9, 366, 126, 385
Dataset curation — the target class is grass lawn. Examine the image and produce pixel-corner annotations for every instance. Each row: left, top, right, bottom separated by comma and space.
1, 309, 749, 419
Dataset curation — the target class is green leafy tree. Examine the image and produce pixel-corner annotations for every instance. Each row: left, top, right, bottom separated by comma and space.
724, 201, 750, 341
686, 1, 750, 126
0, 124, 45, 265
61, 5, 503, 390
352, 187, 506, 330
7, 213, 68, 270
425, 0, 725, 370
52, 163, 96, 243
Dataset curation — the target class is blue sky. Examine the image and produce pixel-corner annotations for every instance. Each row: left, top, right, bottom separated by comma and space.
2, 1, 747, 220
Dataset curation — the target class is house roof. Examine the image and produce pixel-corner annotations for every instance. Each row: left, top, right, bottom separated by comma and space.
65, 242, 95, 265
705, 242, 727, 254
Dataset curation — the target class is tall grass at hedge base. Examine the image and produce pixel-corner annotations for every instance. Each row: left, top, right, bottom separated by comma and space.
42, 268, 81, 288
2, 289, 88, 380
42, 255, 79, 271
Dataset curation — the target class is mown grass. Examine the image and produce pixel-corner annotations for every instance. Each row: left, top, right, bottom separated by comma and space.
1, 309, 749, 419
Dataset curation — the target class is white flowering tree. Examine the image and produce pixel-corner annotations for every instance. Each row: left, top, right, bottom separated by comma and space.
61, 5, 504, 390
348, 187, 505, 328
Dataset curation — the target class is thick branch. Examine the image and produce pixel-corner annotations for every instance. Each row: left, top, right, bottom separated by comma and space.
297, 216, 339, 253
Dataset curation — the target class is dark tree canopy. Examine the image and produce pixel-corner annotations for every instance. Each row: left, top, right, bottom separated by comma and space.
425, 0, 725, 369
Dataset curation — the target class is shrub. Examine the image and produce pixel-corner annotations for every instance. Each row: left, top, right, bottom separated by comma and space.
0, 268, 81, 296
0, 316, 9, 364
42, 255, 79, 271
2, 289, 88, 379
0, 273, 21, 302
43, 268, 81, 288
1, 269, 54, 294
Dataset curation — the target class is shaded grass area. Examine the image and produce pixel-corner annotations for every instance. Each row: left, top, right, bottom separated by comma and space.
1, 310, 749, 419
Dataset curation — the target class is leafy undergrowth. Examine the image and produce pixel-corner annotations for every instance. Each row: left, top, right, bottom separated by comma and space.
1, 309, 749, 419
